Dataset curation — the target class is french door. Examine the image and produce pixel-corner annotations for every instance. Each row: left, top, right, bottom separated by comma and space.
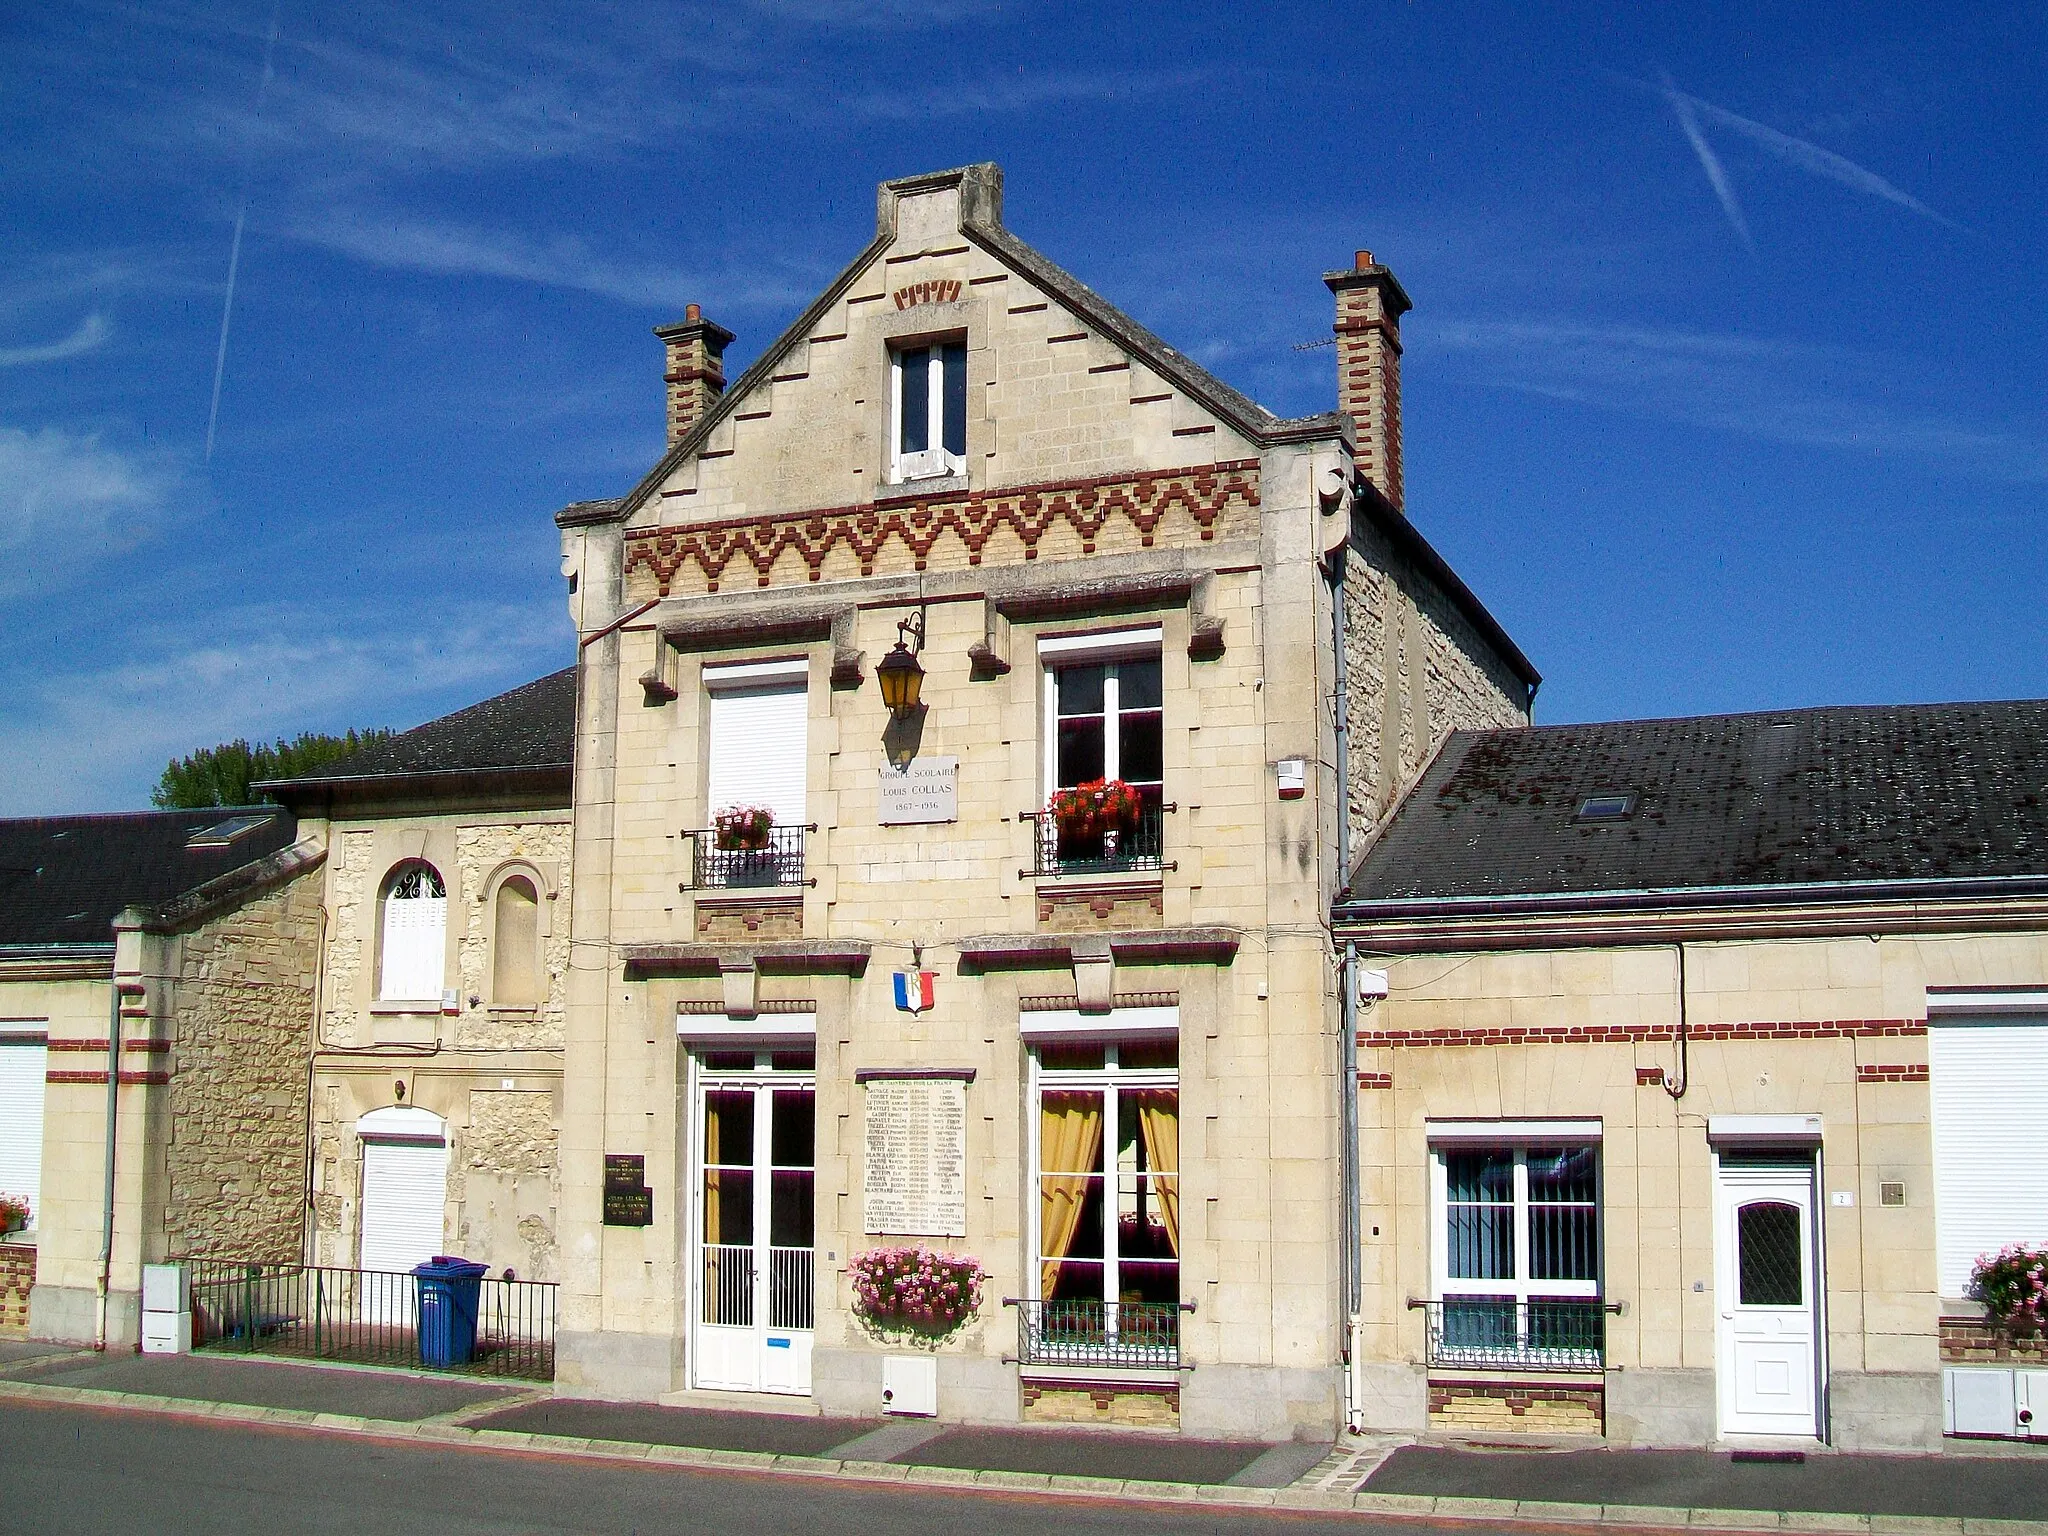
689, 1062, 815, 1394
1715, 1154, 1823, 1438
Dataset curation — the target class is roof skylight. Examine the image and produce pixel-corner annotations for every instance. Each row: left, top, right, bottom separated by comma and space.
187, 813, 275, 849
1574, 793, 1636, 822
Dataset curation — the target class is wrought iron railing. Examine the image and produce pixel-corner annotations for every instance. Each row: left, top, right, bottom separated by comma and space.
687, 826, 814, 889
700, 1244, 815, 1330
1023, 802, 1170, 879
184, 1259, 556, 1381
1412, 1297, 1610, 1372
1007, 1297, 1193, 1370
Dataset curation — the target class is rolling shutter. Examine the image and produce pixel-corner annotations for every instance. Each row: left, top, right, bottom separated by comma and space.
1928, 1013, 2048, 1297
706, 681, 808, 829
358, 1138, 449, 1276
0, 1039, 47, 1221
379, 894, 447, 1002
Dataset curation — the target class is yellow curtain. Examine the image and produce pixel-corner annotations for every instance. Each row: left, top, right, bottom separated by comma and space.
703, 1095, 726, 1323
1038, 1093, 1104, 1300
1136, 1091, 1179, 1257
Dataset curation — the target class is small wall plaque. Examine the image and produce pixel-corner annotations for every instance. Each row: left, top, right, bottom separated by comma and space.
603, 1153, 654, 1227
878, 756, 958, 825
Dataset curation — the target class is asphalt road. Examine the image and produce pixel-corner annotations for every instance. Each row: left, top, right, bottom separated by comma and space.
0, 1399, 1400, 1536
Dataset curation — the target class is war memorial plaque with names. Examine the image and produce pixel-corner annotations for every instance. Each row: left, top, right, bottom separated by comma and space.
862, 1078, 968, 1236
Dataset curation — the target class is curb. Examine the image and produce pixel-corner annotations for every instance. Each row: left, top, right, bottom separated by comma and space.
2, 1377, 2045, 1535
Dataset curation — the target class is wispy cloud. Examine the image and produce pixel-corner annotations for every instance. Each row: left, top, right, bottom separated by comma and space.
0, 598, 568, 814
844, 67, 1201, 120
1631, 72, 1960, 235
0, 426, 186, 596
1424, 316, 2047, 482
1659, 71, 1754, 253
0, 313, 112, 367
284, 207, 808, 310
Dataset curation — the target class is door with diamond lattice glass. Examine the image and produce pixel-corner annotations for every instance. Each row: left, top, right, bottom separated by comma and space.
1715, 1157, 1820, 1438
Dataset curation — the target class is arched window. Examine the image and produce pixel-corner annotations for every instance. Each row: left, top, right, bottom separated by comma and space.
378, 862, 447, 1002
492, 875, 540, 1006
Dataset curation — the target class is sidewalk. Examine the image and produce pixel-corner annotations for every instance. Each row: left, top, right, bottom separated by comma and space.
3, 1349, 2048, 1532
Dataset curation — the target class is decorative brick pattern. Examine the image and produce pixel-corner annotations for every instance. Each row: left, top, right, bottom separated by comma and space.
622, 461, 1260, 596
1428, 1379, 1603, 1435
1941, 1315, 2048, 1364
695, 896, 804, 940
1357, 1071, 1393, 1090
0, 1244, 32, 1337
1359, 1017, 1926, 1049
1018, 992, 1178, 1012
1036, 885, 1165, 932
1636, 1065, 1667, 1087
1857, 1063, 1929, 1083
1022, 1382, 1179, 1427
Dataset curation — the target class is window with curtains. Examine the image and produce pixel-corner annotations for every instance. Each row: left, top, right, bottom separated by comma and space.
1033, 1040, 1179, 1315
377, 862, 447, 1003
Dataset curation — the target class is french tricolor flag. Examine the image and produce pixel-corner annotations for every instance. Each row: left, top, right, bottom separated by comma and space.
892, 971, 936, 1013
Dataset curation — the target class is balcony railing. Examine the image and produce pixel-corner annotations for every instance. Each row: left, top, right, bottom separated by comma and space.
184, 1258, 557, 1381
1007, 1297, 1193, 1371
686, 825, 814, 889
1412, 1297, 1610, 1372
1023, 802, 1170, 880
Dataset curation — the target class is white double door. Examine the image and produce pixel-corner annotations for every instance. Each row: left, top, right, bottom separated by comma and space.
1714, 1156, 1822, 1438
689, 1071, 816, 1395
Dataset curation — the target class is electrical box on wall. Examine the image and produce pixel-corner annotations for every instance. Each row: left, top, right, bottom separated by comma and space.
1946, 1367, 2018, 1438
1276, 758, 1306, 800
881, 1354, 938, 1417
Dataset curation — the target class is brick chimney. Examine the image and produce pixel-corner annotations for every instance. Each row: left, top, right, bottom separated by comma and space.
653, 303, 735, 447
1324, 251, 1412, 512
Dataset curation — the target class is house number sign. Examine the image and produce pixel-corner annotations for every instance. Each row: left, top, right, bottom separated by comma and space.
861, 1078, 968, 1236
877, 756, 958, 825
602, 1153, 654, 1227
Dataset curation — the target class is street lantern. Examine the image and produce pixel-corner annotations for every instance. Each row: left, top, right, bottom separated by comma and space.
876, 612, 926, 719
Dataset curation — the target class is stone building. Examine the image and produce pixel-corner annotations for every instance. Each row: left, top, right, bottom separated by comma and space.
260, 667, 576, 1288
549, 162, 1536, 1436
1333, 703, 2048, 1450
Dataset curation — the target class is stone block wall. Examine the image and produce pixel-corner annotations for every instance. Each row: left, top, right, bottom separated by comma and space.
160, 864, 323, 1261
1941, 1315, 2048, 1365
0, 1244, 32, 1336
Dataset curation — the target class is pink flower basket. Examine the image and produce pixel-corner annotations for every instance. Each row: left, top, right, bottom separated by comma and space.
847, 1245, 986, 1342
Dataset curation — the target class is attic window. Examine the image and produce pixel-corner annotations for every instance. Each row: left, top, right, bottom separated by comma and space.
1574, 793, 1636, 823
187, 813, 275, 848
891, 339, 966, 482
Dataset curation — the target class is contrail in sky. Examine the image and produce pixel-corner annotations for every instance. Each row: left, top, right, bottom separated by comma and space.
205, 3, 282, 463
1659, 70, 1754, 253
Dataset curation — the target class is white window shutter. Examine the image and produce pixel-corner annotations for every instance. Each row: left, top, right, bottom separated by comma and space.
380, 894, 448, 1001
0, 1040, 47, 1220
707, 682, 808, 829
1929, 1014, 2048, 1297
358, 1138, 450, 1275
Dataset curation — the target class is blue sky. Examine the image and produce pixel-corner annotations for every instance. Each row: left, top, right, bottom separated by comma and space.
2, 0, 2042, 813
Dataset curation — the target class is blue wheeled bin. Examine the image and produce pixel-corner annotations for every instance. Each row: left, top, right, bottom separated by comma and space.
413, 1256, 489, 1368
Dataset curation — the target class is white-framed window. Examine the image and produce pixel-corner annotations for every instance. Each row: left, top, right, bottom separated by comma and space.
1030, 1038, 1179, 1313
378, 862, 447, 1003
1427, 1126, 1602, 1366
0, 1027, 47, 1234
1040, 632, 1164, 807
704, 658, 809, 831
890, 339, 966, 482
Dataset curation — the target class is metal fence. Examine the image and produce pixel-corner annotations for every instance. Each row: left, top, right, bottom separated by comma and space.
1008, 1297, 1192, 1370
1413, 1298, 1608, 1372
185, 1259, 557, 1381
700, 1244, 815, 1329
1023, 802, 1168, 879
687, 826, 812, 889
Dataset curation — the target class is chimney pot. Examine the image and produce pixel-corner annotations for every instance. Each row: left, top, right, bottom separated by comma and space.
685, 303, 701, 322
1355, 250, 1372, 270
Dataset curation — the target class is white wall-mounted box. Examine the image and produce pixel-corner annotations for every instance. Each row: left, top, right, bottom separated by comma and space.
1945, 1367, 2017, 1438
141, 1262, 188, 1315
881, 1354, 938, 1417
141, 1312, 191, 1355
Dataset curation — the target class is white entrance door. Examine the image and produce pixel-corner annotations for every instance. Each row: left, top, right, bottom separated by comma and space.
690, 1068, 815, 1395
359, 1131, 449, 1323
1715, 1157, 1821, 1438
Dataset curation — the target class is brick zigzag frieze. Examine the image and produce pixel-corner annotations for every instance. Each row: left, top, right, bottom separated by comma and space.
1357, 1017, 1926, 1048
624, 460, 1261, 595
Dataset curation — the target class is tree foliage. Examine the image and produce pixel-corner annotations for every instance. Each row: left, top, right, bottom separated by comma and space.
152, 729, 394, 809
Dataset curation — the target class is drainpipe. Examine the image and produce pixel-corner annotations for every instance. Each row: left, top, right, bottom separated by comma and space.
95, 936, 128, 1352
1328, 515, 1365, 1433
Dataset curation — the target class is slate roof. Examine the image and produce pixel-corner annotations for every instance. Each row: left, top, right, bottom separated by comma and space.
259, 667, 576, 797
1339, 700, 2048, 911
0, 807, 299, 949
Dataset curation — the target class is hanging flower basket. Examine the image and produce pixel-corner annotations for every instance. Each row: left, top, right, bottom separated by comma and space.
1047, 779, 1143, 856
713, 805, 775, 852
848, 1245, 986, 1344
1970, 1244, 2048, 1336
0, 1193, 29, 1236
